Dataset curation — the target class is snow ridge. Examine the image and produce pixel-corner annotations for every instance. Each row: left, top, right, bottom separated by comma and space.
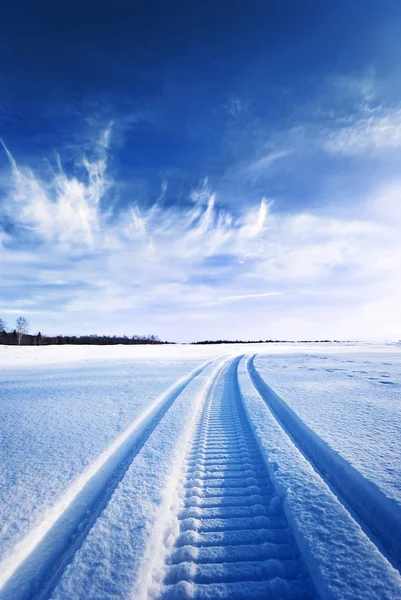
134, 356, 232, 599
238, 356, 401, 599
0, 357, 217, 600
154, 357, 317, 599
248, 354, 401, 571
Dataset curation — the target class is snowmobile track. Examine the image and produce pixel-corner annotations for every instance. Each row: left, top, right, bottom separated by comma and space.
157, 357, 317, 600
0, 358, 217, 600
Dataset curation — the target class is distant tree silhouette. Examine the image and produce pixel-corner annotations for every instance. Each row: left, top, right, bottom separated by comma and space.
0, 318, 7, 345
16, 316, 29, 345
0, 320, 164, 346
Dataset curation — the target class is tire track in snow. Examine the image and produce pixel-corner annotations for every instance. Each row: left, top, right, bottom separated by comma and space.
0, 357, 220, 600
152, 357, 317, 600
247, 354, 401, 572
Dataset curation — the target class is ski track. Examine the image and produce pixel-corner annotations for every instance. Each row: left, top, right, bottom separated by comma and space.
247, 354, 401, 572
154, 357, 317, 600
0, 357, 219, 600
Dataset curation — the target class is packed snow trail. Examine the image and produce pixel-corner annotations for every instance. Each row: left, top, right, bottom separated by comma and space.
155, 358, 317, 600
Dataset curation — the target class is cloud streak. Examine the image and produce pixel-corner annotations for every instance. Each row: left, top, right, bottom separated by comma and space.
1, 126, 401, 341
324, 107, 401, 155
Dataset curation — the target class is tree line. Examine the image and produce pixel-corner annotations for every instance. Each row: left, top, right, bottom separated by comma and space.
0, 317, 163, 346
192, 339, 338, 344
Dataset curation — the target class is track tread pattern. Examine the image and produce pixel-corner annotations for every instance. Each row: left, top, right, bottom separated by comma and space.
158, 360, 317, 599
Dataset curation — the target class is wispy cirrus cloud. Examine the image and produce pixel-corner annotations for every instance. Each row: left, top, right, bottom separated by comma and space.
1, 125, 112, 249
324, 106, 401, 155
1, 123, 401, 341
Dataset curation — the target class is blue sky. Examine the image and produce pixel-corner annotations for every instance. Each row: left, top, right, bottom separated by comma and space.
1, 0, 401, 341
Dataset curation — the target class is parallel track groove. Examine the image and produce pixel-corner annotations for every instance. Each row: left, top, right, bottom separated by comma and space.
157, 358, 317, 600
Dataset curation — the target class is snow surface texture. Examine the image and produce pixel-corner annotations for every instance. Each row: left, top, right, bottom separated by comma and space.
0, 357, 215, 565
253, 352, 401, 565
0, 343, 400, 599
239, 357, 401, 599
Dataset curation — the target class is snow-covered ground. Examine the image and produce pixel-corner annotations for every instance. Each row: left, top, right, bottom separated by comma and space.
0, 343, 400, 599
254, 351, 401, 509
0, 355, 209, 563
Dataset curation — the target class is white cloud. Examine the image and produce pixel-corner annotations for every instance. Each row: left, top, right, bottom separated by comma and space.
1, 129, 401, 341
246, 151, 292, 173
1, 126, 112, 249
324, 107, 401, 155
201, 291, 282, 308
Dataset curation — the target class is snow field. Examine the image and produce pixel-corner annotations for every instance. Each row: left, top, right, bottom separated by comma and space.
0, 357, 208, 563
253, 351, 401, 509
0, 343, 400, 599
238, 356, 401, 599
253, 351, 401, 567
249, 355, 401, 568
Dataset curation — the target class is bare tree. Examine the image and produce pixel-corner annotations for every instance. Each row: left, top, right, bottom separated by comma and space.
0, 318, 6, 332
16, 316, 29, 345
